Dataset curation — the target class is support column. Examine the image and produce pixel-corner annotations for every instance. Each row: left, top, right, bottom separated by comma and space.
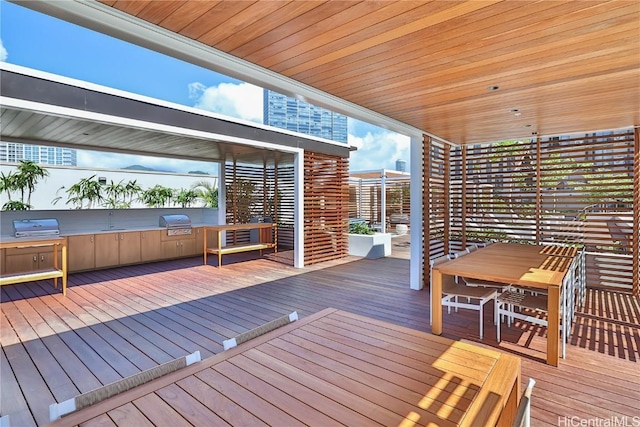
410, 135, 425, 290
381, 172, 387, 233
293, 149, 304, 268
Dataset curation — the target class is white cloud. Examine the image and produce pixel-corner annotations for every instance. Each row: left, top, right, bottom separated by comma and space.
0, 38, 8, 61
348, 129, 410, 172
188, 81, 263, 123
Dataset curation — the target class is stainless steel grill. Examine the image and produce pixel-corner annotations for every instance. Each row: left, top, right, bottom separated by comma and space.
13, 218, 60, 238
159, 214, 192, 236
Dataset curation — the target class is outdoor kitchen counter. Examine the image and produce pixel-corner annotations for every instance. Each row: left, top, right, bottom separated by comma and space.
54, 223, 216, 236
0, 236, 68, 295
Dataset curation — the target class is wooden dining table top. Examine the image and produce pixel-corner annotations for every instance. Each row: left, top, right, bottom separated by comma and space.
435, 243, 575, 290
47, 308, 521, 427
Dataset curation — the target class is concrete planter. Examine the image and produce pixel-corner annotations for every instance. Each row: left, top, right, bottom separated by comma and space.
348, 232, 392, 259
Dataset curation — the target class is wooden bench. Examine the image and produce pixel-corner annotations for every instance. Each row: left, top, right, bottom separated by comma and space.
203, 224, 277, 268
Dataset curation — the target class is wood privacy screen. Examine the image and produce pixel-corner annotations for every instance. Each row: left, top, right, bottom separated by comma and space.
224, 156, 294, 250
348, 177, 410, 226
304, 152, 349, 265
427, 129, 637, 294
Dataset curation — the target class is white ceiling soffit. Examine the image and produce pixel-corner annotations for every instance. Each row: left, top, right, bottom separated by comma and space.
12, 0, 445, 144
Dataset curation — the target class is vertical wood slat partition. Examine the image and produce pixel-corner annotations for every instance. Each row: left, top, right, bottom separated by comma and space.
634, 127, 639, 296
428, 139, 448, 259
303, 152, 349, 265
224, 157, 294, 251
430, 129, 637, 291
423, 135, 431, 287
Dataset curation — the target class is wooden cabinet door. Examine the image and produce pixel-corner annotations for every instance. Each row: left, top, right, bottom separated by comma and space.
68, 235, 95, 272
181, 238, 197, 256
160, 240, 179, 259
37, 251, 55, 270
193, 228, 204, 257
0, 249, 4, 275
4, 253, 38, 274
119, 231, 141, 265
141, 230, 162, 262
95, 233, 120, 268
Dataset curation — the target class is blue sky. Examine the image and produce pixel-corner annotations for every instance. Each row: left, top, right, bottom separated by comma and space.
0, 1, 410, 173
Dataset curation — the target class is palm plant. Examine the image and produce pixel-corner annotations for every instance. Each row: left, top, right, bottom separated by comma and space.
0, 171, 18, 203
1, 161, 48, 210
55, 175, 104, 209
16, 160, 49, 206
141, 185, 174, 208
174, 188, 199, 208
123, 180, 142, 206
191, 180, 218, 208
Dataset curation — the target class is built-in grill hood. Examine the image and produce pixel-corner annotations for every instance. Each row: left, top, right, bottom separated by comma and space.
13, 218, 60, 238
159, 214, 192, 236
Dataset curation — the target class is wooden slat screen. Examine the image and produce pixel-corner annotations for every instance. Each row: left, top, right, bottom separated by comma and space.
634, 127, 639, 296
273, 157, 295, 249
440, 129, 637, 292
386, 178, 411, 220
450, 140, 538, 248
304, 152, 349, 265
348, 178, 381, 224
348, 177, 410, 227
427, 138, 448, 260
539, 131, 635, 291
224, 156, 294, 251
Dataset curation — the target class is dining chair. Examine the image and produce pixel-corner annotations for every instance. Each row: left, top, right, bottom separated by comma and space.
49, 350, 201, 421
512, 378, 536, 427
496, 273, 573, 359
223, 311, 298, 350
430, 255, 498, 339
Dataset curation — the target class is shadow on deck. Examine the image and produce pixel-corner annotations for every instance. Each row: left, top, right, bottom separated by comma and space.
1, 253, 638, 426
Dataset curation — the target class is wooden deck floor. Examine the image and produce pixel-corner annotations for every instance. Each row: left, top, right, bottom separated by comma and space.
1, 250, 639, 426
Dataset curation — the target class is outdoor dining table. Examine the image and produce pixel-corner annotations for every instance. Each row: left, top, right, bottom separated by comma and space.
431, 243, 577, 367
46, 308, 521, 427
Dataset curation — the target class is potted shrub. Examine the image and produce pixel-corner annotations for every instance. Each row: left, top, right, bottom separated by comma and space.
348, 221, 391, 259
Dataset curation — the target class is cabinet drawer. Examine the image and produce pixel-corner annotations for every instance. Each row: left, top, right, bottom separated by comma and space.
160, 231, 195, 242
6, 245, 57, 256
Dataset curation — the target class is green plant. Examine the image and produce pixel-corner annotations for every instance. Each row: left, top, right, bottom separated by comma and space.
2, 200, 31, 211
349, 222, 374, 235
1, 161, 49, 210
141, 185, 174, 208
16, 160, 49, 207
191, 180, 218, 208
227, 179, 257, 223
174, 188, 199, 208
54, 175, 104, 209
101, 179, 141, 209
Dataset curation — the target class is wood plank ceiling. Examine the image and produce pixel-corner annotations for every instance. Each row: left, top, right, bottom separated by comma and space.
96, 0, 639, 146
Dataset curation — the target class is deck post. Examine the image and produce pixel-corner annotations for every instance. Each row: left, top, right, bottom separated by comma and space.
410, 135, 424, 290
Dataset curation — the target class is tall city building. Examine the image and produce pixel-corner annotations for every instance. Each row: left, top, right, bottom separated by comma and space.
263, 90, 348, 143
0, 142, 77, 166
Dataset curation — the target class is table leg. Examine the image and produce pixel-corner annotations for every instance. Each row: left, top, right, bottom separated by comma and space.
61, 243, 67, 296
218, 230, 222, 269
203, 228, 207, 265
547, 284, 560, 366
53, 243, 59, 289
432, 269, 443, 335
